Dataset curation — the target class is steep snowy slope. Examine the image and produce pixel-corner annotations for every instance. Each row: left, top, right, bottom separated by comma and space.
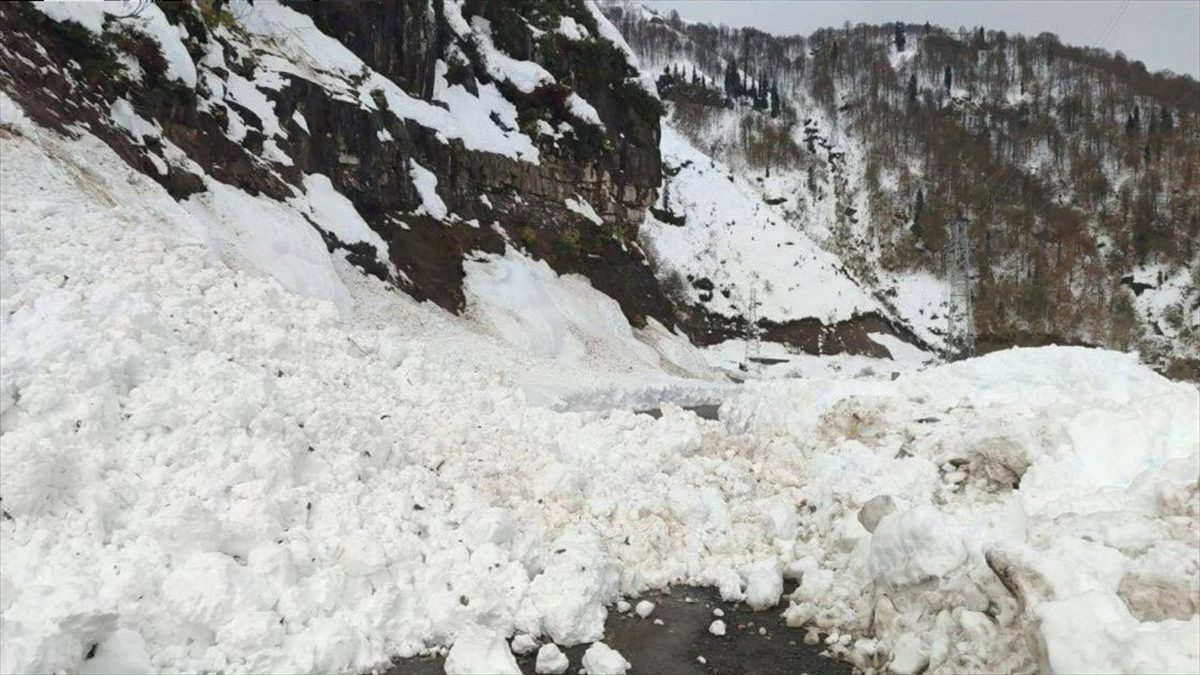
644, 122, 930, 361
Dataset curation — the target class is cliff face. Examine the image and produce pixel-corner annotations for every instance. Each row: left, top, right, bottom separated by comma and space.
0, 0, 674, 326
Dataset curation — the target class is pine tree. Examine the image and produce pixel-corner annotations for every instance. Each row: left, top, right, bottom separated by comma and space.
1126, 104, 1140, 135
894, 23, 906, 52
943, 66, 953, 92
769, 80, 781, 117
724, 58, 741, 98
907, 73, 918, 105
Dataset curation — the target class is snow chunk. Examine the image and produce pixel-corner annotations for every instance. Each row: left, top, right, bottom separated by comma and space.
1033, 591, 1200, 675
581, 642, 630, 675
444, 625, 521, 675
708, 620, 726, 636
634, 600, 655, 618
743, 559, 784, 610
868, 505, 966, 589
511, 633, 539, 655
535, 643, 570, 675
557, 16, 589, 41
526, 531, 618, 645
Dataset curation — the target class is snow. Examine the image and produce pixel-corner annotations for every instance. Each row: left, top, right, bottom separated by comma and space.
633, 600, 655, 618
408, 159, 448, 220
462, 250, 706, 377
583, 1, 659, 97
566, 93, 605, 128
708, 620, 726, 636
724, 346, 1199, 673
1, 100, 734, 674
182, 177, 353, 317
467, 16, 555, 94
535, 643, 570, 674
580, 642, 630, 675
643, 124, 886, 324
35, 1, 197, 88
1033, 591, 1200, 675
443, 625, 521, 675
292, 174, 390, 264
557, 16, 589, 41
565, 196, 604, 225
4, 31, 1199, 674
235, 1, 539, 163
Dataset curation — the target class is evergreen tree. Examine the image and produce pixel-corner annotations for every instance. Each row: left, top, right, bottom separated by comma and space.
1126, 104, 1140, 135
907, 73, 918, 105
769, 80, 781, 117
894, 23, 906, 52
943, 66, 953, 92
724, 58, 741, 98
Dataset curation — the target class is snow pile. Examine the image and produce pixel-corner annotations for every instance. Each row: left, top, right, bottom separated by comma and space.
0, 99, 791, 675
723, 346, 1200, 674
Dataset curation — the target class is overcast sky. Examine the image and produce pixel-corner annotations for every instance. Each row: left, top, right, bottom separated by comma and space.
647, 1, 1200, 77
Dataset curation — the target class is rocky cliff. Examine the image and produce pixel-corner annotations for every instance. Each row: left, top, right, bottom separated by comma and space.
0, 0, 932, 364
0, 0, 679, 324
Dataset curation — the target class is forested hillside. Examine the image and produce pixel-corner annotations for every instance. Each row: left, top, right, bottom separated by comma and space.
606, 3, 1200, 376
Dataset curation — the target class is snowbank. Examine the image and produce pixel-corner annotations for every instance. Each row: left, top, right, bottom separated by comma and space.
723, 346, 1200, 674
0, 97, 791, 675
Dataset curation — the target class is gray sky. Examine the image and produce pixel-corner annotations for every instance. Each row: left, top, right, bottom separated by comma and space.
647, 1, 1200, 77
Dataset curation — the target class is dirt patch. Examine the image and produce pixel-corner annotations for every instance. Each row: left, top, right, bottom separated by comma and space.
385, 585, 851, 675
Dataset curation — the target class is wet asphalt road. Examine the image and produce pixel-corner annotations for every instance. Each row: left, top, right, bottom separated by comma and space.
386, 584, 851, 675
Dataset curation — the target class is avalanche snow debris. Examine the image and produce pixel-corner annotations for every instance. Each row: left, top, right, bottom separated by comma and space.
535, 642, 569, 675
726, 346, 1199, 674
2, 60, 1198, 675
580, 642, 630, 675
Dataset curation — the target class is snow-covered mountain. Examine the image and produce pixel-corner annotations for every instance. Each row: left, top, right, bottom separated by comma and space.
2, 3, 1199, 675
604, 2, 1200, 376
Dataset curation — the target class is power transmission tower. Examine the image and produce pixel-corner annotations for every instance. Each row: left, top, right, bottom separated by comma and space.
946, 213, 976, 359
745, 285, 762, 369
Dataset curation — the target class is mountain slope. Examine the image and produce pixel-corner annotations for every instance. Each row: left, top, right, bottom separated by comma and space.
604, 3, 1200, 376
